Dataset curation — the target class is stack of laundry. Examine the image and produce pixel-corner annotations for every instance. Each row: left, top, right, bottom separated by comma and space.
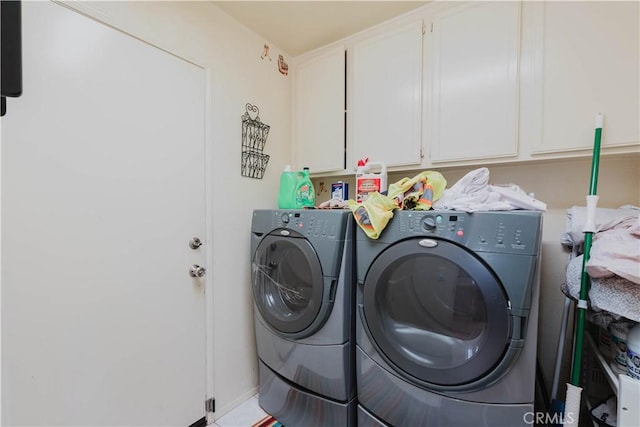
561, 205, 640, 322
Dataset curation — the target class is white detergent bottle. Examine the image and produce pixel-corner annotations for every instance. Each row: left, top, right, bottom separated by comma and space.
356, 161, 387, 203
627, 322, 640, 379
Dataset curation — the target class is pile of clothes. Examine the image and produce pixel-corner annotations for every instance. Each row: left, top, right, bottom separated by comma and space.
561, 205, 640, 321
349, 167, 547, 239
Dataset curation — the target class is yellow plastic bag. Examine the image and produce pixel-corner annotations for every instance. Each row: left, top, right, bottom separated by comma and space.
348, 192, 398, 239
387, 171, 447, 210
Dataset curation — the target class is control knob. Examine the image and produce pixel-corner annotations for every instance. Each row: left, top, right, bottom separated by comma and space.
422, 216, 437, 231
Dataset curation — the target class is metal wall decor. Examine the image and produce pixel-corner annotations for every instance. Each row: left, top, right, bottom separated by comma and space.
241, 103, 270, 179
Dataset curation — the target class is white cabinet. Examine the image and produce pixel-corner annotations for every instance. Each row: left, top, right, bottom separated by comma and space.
426, 1, 521, 163
292, 1, 639, 177
349, 20, 423, 169
293, 45, 345, 173
533, 1, 639, 154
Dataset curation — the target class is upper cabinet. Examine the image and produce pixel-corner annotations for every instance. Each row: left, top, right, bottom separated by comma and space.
531, 1, 639, 154
293, 45, 345, 174
349, 20, 423, 169
291, 1, 639, 177
426, 2, 521, 163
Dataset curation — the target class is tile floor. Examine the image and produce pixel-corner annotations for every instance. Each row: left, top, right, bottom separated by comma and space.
213, 394, 268, 427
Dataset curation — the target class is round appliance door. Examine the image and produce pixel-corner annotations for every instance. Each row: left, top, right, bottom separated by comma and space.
252, 229, 325, 336
362, 237, 511, 389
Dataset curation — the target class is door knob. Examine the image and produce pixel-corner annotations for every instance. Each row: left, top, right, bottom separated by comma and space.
189, 237, 203, 249
189, 264, 206, 278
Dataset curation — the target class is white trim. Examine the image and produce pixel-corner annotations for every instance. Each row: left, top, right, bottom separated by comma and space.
204, 67, 217, 423
53, 0, 206, 69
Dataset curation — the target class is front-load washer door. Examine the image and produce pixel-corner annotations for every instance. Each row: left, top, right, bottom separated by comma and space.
362, 237, 512, 390
252, 230, 327, 337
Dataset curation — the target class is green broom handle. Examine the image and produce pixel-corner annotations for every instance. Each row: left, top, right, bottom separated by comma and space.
570, 115, 602, 386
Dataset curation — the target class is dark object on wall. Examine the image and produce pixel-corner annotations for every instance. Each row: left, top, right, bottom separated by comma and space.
241, 103, 270, 179
1, 0, 23, 116
278, 54, 288, 76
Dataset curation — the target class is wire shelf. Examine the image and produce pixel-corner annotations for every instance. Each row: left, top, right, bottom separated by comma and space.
241, 103, 270, 179
241, 150, 270, 179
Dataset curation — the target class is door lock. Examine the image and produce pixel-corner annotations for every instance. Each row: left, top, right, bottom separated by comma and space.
189, 237, 203, 249
189, 265, 206, 278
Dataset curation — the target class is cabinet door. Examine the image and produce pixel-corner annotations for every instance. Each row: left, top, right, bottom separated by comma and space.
294, 45, 345, 173
350, 21, 423, 168
534, 1, 639, 153
428, 2, 521, 162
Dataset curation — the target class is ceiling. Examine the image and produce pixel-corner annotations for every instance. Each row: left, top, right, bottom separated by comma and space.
211, 1, 429, 57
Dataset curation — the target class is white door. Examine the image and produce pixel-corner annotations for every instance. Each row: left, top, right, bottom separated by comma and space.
1, 2, 207, 426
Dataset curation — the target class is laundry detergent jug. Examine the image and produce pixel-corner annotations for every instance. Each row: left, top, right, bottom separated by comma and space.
277, 164, 298, 209
295, 167, 316, 208
355, 159, 387, 203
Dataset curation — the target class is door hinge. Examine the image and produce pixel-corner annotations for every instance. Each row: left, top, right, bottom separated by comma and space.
205, 397, 215, 413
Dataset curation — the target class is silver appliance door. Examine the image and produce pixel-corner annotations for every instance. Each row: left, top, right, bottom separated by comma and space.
252, 231, 324, 335
362, 237, 511, 388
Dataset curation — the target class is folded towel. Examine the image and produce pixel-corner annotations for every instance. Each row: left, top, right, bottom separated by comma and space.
561, 205, 639, 247
587, 216, 640, 284
564, 255, 640, 322
318, 198, 349, 209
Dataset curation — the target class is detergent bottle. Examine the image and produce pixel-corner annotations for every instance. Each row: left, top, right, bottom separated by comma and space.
627, 322, 640, 379
277, 165, 297, 209
295, 167, 316, 208
355, 159, 387, 203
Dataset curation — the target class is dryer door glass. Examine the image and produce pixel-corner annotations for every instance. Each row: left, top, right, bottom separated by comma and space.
363, 238, 511, 387
252, 233, 323, 334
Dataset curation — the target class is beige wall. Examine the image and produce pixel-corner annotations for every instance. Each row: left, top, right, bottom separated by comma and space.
313, 153, 640, 398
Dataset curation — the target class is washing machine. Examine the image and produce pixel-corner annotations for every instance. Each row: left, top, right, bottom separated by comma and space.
250, 209, 356, 427
355, 210, 542, 427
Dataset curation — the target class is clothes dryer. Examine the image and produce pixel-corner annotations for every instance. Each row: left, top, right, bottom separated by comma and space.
251, 209, 356, 427
355, 210, 542, 427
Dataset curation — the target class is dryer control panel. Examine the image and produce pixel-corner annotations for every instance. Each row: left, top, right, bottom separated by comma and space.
377, 210, 542, 256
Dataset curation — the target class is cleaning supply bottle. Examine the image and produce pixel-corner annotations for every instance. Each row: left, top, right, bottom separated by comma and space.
609, 320, 632, 375
295, 167, 316, 208
277, 165, 297, 209
356, 159, 387, 203
627, 322, 640, 379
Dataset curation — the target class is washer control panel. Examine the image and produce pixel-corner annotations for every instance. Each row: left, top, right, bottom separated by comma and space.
259, 210, 351, 240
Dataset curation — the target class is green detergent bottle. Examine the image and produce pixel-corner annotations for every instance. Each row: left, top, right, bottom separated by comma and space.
295, 167, 316, 208
277, 165, 297, 209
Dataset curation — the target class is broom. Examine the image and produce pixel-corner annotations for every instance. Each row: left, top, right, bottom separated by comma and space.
563, 112, 603, 427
